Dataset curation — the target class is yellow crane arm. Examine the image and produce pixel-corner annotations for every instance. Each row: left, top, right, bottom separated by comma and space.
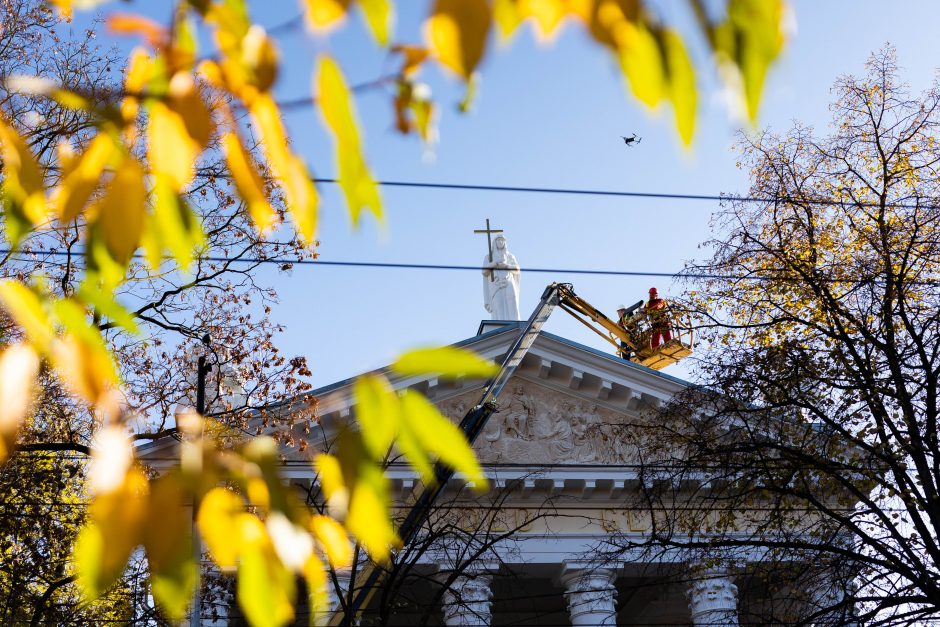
555, 284, 637, 353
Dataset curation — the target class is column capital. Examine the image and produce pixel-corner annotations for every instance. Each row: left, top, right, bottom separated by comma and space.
440, 573, 493, 626
687, 567, 739, 627
559, 567, 618, 627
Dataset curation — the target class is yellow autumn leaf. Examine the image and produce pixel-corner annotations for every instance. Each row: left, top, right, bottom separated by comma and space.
0, 280, 55, 353
107, 13, 168, 48
168, 72, 213, 148
358, 0, 394, 46
712, 0, 786, 123
314, 453, 349, 518
345, 463, 398, 560
493, 0, 523, 39
310, 515, 353, 568
50, 134, 115, 223
76, 468, 149, 599
249, 94, 319, 242
247, 93, 289, 172
121, 49, 153, 140
92, 157, 147, 267
265, 512, 315, 573
173, 8, 199, 69
150, 178, 206, 271
0, 344, 40, 463
303, 554, 330, 624
197, 487, 247, 572
425, 0, 492, 79
222, 132, 279, 232
76, 282, 140, 335
730, 0, 786, 122
282, 153, 319, 241
303, 0, 352, 31
410, 97, 436, 143
144, 473, 197, 621
352, 374, 399, 459
616, 22, 666, 108
47, 0, 73, 19
317, 56, 382, 226
241, 25, 279, 92
50, 334, 115, 407
399, 390, 487, 489
148, 101, 198, 192
391, 346, 499, 379
663, 28, 696, 145
0, 117, 47, 245
147, 72, 212, 193
520, 0, 568, 40
337, 143, 382, 226
237, 514, 296, 627
51, 299, 120, 405
394, 405, 434, 485
392, 44, 431, 76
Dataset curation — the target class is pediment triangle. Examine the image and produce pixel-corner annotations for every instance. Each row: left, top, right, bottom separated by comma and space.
436, 376, 650, 466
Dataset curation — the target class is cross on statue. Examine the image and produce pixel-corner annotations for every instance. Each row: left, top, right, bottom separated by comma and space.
474, 218, 504, 261
474, 219, 503, 281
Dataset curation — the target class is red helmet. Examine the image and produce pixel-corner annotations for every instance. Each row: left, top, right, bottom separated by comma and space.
649, 287, 658, 295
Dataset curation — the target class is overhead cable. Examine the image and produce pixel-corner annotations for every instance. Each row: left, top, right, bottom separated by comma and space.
6, 249, 929, 284
313, 177, 929, 211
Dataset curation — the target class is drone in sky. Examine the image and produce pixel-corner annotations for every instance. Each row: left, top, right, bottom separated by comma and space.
620, 134, 642, 147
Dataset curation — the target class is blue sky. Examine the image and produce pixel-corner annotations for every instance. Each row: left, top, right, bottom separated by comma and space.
80, 2, 940, 387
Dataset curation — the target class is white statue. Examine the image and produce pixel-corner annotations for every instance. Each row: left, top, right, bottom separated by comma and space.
482, 234, 521, 320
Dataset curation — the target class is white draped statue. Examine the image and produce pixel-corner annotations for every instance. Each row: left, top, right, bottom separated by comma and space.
482, 234, 521, 320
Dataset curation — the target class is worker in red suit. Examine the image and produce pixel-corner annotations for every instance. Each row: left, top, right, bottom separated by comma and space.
644, 287, 672, 349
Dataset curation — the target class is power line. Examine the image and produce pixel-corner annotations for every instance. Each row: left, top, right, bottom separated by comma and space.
318, 177, 741, 202
0, 249, 695, 279
312, 177, 932, 211
7, 249, 932, 284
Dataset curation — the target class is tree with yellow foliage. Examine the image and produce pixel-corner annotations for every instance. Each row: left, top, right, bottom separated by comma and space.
0, 0, 789, 623
621, 48, 940, 625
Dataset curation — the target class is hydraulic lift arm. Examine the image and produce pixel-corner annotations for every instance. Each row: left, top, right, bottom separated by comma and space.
336, 283, 691, 623
554, 284, 638, 355
337, 283, 564, 625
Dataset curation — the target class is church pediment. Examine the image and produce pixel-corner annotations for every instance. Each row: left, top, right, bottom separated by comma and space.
437, 378, 647, 466
139, 324, 692, 469
301, 326, 689, 465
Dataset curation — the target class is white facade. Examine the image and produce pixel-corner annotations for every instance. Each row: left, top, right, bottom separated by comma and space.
288, 323, 775, 627
143, 322, 834, 625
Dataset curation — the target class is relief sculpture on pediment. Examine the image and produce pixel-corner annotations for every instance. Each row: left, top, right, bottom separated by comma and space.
440, 382, 639, 465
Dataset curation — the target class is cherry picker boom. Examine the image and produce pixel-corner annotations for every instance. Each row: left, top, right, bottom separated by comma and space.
336, 283, 692, 624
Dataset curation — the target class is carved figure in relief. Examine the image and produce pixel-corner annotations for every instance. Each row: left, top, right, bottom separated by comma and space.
501, 384, 532, 440
536, 402, 576, 459
570, 411, 599, 462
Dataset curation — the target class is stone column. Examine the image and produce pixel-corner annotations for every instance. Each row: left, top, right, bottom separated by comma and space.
560, 568, 618, 627
440, 573, 493, 626
687, 568, 740, 626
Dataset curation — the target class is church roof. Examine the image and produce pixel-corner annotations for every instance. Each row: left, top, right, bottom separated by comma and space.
138, 322, 693, 463
305, 321, 692, 436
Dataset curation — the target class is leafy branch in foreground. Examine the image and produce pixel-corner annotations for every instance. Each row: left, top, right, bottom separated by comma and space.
0, 0, 788, 623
